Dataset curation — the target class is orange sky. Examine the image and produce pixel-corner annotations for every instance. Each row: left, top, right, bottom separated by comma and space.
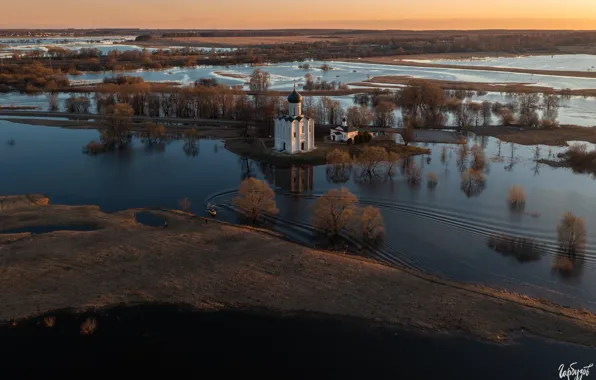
2, 0, 596, 29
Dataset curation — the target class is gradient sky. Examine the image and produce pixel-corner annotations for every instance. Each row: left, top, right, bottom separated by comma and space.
2, 0, 596, 29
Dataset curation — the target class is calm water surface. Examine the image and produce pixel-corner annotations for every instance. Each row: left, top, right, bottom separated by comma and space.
1, 120, 596, 310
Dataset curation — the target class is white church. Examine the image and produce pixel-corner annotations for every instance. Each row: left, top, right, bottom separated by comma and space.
274, 84, 315, 154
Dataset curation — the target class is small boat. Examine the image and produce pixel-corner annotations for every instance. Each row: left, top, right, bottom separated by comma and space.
207, 203, 217, 217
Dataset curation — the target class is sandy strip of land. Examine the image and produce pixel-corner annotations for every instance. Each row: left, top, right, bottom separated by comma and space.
345, 56, 596, 80
349, 76, 596, 96
0, 195, 595, 346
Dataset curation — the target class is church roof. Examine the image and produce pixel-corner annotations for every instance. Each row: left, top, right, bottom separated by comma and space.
287, 81, 302, 104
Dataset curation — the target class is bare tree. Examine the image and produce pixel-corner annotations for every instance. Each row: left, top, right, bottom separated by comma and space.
373, 101, 395, 128
233, 178, 279, 223
401, 121, 415, 146
312, 187, 359, 237
557, 212, 587, 254
357, 206, 386, 240
326, 149, 353, 184
461, 169, 486, 197
481, 101, 492, 126
48, 93, 60, 111
249, 69, 270, 92
65, 95, 91, 113
103, 103, 134, 148
542, 93, 559, 111
347, 106, 373, 128
354, 146, 388, 179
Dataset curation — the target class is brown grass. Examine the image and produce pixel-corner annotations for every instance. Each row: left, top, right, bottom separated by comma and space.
351, 75, 596, 97
0, 196, 595, 345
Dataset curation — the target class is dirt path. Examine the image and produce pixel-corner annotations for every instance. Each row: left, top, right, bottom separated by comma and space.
1, 195, 596, 346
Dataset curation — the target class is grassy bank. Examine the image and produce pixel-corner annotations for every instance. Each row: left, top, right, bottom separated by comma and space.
0, 195, 595, 346
225, 137, 430, 167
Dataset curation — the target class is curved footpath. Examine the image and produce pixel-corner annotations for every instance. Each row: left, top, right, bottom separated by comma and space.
1, 194, 595, 346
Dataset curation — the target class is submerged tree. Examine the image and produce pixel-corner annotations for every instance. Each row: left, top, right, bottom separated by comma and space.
354, 146, 388, 182
557, 212, 587, 255
103, 103, 134, 149
325, 149, 353, 184
249, 69, 270, 92
48, 93, 60, 111
461, 169, 486, 197
357, 206, 386, 241
65, 95, 91, 113
508, 185, 527, 210
312, 187, 359, 237
427, 172, 438, 188
233, 178, 279, 223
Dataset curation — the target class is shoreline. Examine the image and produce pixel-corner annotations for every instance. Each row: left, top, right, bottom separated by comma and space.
1, 195, 596, 347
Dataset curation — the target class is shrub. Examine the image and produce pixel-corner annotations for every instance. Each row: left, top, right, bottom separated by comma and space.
508, 185, 526, 209
80, 318, 98, 336
354, 135, 361, 144
84, 140, 106, 155
346, 138, 353, 145
43, 316, 56, 328
427, 172, 438, 188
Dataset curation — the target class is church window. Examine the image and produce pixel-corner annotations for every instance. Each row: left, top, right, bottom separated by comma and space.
294, 132, 296, 138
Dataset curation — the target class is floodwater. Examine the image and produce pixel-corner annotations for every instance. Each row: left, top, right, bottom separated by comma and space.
68, 60, 596, 90
1, 119, 596, 310
404, 54, 596, 72
0, 36, 234, 57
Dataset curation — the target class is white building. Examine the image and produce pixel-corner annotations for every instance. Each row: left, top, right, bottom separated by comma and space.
330, 118, 358, 142
274, 85, 315, 154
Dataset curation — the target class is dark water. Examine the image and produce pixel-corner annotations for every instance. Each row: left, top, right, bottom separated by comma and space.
1, 120, 596, 310
2, 303, 594, 378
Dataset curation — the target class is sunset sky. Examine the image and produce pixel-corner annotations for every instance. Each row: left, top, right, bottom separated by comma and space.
2, 0, 596, 29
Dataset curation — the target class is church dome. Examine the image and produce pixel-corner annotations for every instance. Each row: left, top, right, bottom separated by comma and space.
287, 89, 302, 104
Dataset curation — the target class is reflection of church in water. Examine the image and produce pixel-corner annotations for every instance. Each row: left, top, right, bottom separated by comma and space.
268, 165, 314, 194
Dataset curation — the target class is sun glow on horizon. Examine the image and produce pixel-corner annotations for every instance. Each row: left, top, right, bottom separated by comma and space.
2, 0, 596, 29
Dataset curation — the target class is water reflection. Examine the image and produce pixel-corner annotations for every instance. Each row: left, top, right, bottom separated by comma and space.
461, 169, 486, 197
273, 166, 314, 194
552, 251, 585, 281
487, 234, 543, 263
